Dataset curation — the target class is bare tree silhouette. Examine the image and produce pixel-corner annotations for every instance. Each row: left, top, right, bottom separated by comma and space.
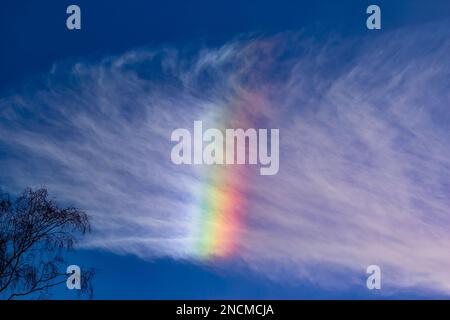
0, 188, 94, 299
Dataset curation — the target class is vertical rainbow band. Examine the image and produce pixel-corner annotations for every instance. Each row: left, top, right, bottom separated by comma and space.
192, 90, 266, 260
196, 164, 248, 258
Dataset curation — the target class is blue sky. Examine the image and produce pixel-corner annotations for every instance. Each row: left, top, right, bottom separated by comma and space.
1, 0, 450, 299
2, 0, 449, 91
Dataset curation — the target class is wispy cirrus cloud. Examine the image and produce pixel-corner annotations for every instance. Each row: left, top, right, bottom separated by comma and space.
0, 25, 449, 294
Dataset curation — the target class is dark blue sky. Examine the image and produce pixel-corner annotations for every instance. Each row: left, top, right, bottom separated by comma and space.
55, 249, 433, 299
2, 0, 449, 92
1, 0, 450, 299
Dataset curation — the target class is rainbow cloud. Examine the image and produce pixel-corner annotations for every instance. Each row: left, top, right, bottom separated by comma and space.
0, 25, 450, 294
190, 90, 271, 259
